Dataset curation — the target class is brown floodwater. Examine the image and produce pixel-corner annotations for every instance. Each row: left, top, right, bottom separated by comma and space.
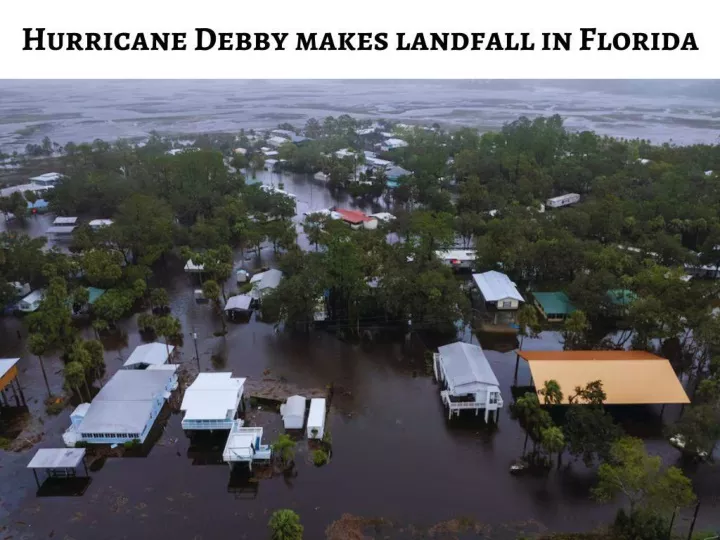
1, 172, 719, 540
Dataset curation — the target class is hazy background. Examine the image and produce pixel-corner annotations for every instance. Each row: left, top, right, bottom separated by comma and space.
0, 80, 718, 152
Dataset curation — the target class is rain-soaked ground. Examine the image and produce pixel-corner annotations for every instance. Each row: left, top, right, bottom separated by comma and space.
1, 172, 720, 540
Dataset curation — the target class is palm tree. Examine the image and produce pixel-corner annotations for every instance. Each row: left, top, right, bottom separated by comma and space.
511, 392, 552, 458
541, 425, 566, 469
272, 434, 296, 469
68, 341, 93, 399
538, 379, 564, 405
202, 280, 227, 334
155, 315, 182, 358
268, 509, 303, 540
515, 304, 541, 383
27, 333, 52, 397
63, 361, 87, 402
563, 310, 590, 350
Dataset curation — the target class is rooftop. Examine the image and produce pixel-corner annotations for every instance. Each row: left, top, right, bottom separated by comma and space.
53, 216, 78, 225
472, 271, 524, 303
123, 343, 173, 369
0, 358, 20, 388
518, 350, 690, 405
437, 342, 499, 394
607, 289, 638, 307
225, 294, 252, 311
27, 448, 86, 470
46, 225, 76, 235
533, 291, 576, 316
250, 269, 283, 291
335, 208, 373, 224
181, 373, 246, 421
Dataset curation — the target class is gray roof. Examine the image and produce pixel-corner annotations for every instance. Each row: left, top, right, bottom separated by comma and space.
225, 294, 252, 311
78, 401, 157, 434
46, 225, 76, 235
437, 342, 499, 394
472, 271, 524, 303
94, 370, 172, 402
123, 343, 173, 368
250, 269, 283, 290
27, 448, 86, 469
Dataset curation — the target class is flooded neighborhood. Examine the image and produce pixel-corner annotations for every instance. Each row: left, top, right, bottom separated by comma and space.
1, 81, 720, 540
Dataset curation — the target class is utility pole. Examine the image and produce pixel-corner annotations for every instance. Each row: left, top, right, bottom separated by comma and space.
191, 329, 200, 371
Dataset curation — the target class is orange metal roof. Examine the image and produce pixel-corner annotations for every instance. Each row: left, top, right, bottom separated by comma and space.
518, 350, 661, 362
519, 350, 690, 405
335, 208, 371, 223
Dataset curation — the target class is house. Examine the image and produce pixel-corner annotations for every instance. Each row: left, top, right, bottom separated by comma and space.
29, 172, 63, 187
334, 208, 378, 230
368, 212, 396, 223
306, 398, 326, 439
532, 291, 576, 322
46, 225, 76, 236
224, 295, 253, 319
432, 342, 502, 422
181, 373, 246, 432
0, 182, 51, 199
250, 269, 283, 301
263, 158, 279, 171
234, 147, 248, 155
222, 424, 272, 471
384, 165, 412, 186
267, 136, 289, 148
335, 148, 357, 159
435, 249, 477, 271
0, 358, 26, 408
17, 290, 45, 313
637, 158, 652, 165
260, 184, 297, 199
280, 395, 306, 430
62, 367, 179, 446
122, 343, 174, 370
184, 259, 204, 273
545, 193, 580, 208
379, 138, 408, 152
262, 149, 279, 158
313, 171, 329, 182
517, 350, 690, 405
472, 271, 524, 328
88, 219, 113, 229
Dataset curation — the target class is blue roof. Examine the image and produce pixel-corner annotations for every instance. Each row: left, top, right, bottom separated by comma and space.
28, 199, 48, 209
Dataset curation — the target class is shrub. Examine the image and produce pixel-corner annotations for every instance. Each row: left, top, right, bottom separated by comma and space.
0, 437, 11, 450
74, 441, 89, 448
312, 449, 329, 466
238, 282, 253, 294
268, 509, 303, 540
45, 396, 67, 416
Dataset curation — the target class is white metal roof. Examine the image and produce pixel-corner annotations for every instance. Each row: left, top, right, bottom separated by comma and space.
53, 216, 78, 225
46, 225, 76, 234
184, 259, 204, 272
369, 212, 396, 222
147, 364, 179, 372
437, 342, 499, 394
472, 271, 524, 303
307, 398, 326, 427
70, 403, 91, 418
436, 249, 477, 262
0, 358, 20, 380
181, 373, 246, 421
77, 370, 176, 434
281, 395, 306, 419
89, 219, 113, 228
19, 290, 44, 305
223, 426, 263, 460
123, 343, 173, 368
225, 295, 252, 311
27, 448, 85, 469
29, 172, 63, 183
250, 269, 283, 290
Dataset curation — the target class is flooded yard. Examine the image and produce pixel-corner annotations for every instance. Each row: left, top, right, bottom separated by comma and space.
1, 172, 720, 540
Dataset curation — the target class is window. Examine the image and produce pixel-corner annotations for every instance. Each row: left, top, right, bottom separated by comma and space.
501, 300, 512, 309
489, 393, 498, 404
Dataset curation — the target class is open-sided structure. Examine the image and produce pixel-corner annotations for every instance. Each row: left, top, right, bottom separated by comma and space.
517, 350, 690, 405
27, 448, 88, 488
122, 343, 174, 370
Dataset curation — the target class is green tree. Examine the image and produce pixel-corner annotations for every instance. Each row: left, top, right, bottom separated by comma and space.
540, 425, 566, 469
272, 434, 297, 468
303, 213, 328, 251
81, 249, 123, 288
562, 310, 590, 350
155, 315, 182, 357
268, 509, 303, 540
510, 392, 553, 457
93, 289, 133, 328
63, 361, 87, 402
202, 280, 226, 334
137, 312, 157, 334
538, 379, 564, 405
150, 288, 170, 312
27, 333, 52, 397
592, 437, 696, 515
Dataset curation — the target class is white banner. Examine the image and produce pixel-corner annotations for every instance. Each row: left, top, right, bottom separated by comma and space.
1, 0, 718, 78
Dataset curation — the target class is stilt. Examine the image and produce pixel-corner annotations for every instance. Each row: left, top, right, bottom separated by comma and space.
660, 403, 666, 418
14, 379, 26, 406
448, 406, 451, 421
475, 407, 479, 416
32, 469, 39, 488
10, 381, 20, 407
83, 457, 89, 477
1, 389, 8, 406
484, 408, 489, 423
514, 353, 520, 384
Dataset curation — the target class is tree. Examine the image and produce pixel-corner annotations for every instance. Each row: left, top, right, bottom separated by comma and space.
268, 509, 303, 540
562, 310, 590, 350
80, 249, 123, 288
111, 194, 174, 266
155, 315, 181, 357
303, 213, 328, 251
669, 404, 720, 460
27, 333, 52, 397
515, 304, 542, 381
201, 280, 226, 334
68, 341, 93, 398
83, 339, 106, 384
150, 288, 170, 312
92, 289, 133, 328
25, 277, 75, 351
592, 437, 695, 515
63, 361, 87, 402
564, 404, 622, 467
538, 379, 564, 405
540, 425, 566, 468
510, 392, 553, 458
137, 312, 157, 334
272, 434, 297, 468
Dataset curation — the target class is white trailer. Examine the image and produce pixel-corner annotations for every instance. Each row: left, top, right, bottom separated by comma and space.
545, 193, 580, 209
306, 398, 326, 439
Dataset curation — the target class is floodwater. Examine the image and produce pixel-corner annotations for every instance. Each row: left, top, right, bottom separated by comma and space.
1, 170, 720, 539
1, 81, 720, 154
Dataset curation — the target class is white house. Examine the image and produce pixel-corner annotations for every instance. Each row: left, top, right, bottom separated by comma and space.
436, 249, 477, 270
89, 219, 113, 229
280, 395, 306, 430
545, 193, 580, 208
181, 373, 246, 432
63, 367, 178, 446
313, 171, 329, 182
250, 269, 283, 300
379, 138, 408, 152
267, 136, 289, 148
17, 290, 45, 313
472, 271, 524, 326
306, 398, 326, 439
29, 172, 63, 187
225, 295, 253, 319
433, 342, 503, 422
222, 424, 272, 471
122, 343, 174, 370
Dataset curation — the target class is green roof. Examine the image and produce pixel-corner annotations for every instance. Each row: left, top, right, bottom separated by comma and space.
87, 287, 106, 305
533, 291, 576, 316
606, 289, 637, 306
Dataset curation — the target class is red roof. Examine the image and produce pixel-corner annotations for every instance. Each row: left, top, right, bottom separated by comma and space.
335, 208, 372, 224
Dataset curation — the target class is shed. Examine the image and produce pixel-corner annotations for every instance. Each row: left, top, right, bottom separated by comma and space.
0, 358, 21, 393
472, 271, 524, 307
533, 291, 576, 321
306, 398, 326, 439
280, 395, 306, 430
89, 219, 113, 229
225, 295, 253, 319
17, 289, 44, 313
87, 287, 106, 305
